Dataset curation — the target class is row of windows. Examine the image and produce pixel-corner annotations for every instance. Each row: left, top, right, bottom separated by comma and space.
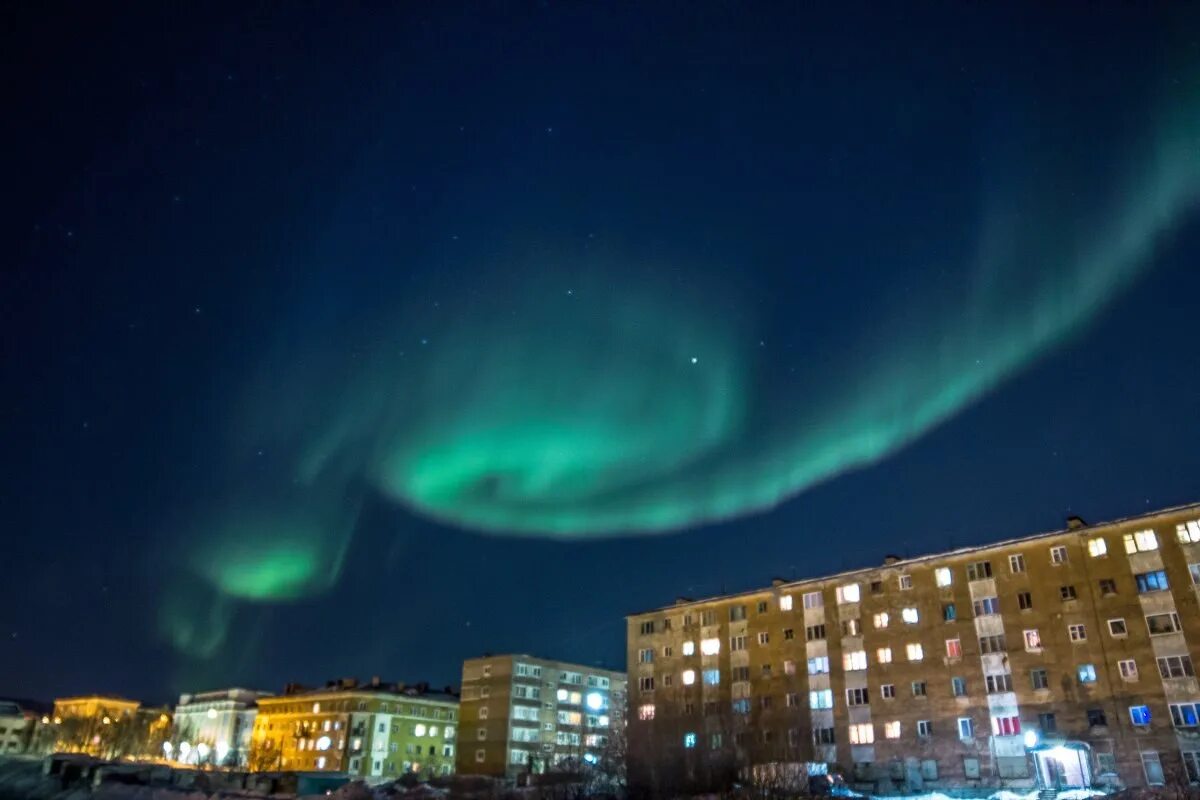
637, 520, 1200, 635
637, 654, 1194, 712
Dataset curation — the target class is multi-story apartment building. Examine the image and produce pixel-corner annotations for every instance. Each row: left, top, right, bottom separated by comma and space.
626, 502, 1200, 794
251, 678, 458, 781
48, 695, 142, 756
456, 654, 627, 779
171, 688, 272, 767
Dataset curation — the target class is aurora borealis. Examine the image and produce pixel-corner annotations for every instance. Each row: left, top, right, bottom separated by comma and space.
4, 3, 1200, 700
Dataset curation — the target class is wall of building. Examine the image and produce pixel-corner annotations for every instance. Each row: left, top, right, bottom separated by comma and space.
626, 504, 1200, 793
457, 654, 627, 780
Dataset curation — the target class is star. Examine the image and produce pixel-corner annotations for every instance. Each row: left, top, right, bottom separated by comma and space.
690, 357, 698, 364
420, 338, 429, 346
193, 306, 202, 314
566, 289, 574, 296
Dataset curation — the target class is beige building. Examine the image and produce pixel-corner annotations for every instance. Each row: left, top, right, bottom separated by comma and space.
0, 701, 33, 754
626, 502, 1200, 793
456, 654, 627, 779
170, 688, 271, 767
251, 678, 458, 781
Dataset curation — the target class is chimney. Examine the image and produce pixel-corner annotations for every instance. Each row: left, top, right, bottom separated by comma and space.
675, 596, 694, 605
771, 577, 785, 587
1067, 516, 1087, 530
883, 554, 900, 565
370, 676, 381, 688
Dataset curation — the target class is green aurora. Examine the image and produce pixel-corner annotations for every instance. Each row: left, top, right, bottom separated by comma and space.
162, 61, 1200, 661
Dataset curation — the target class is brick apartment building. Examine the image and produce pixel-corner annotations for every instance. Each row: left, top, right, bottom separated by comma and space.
626, 502, 1200, 793
456, 654, 626, 779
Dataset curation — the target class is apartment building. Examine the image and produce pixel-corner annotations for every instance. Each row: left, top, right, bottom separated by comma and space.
0, 701, 34, 754
626, 502, 1200, 794
171, 688, 272, 767
456, 654, 627, 779
251, 678, 458, 781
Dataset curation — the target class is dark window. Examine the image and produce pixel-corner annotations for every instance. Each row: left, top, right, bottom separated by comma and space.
967, 561, 993, 580
1031, 669, 1049, 690
813, 727, 836, 745
757, 601, 768, 614
1017, 591, 1033, 610
870, 580, 883, 595
1038, 713, 1057, 733
1087, 709, 1107, 727
943, 603, 956, 621
1060, 585, 1077, 601
805, 625, 825, 641
730, 605, 747, 621
1098, 579, 1117, 596
783, 628, 795, 640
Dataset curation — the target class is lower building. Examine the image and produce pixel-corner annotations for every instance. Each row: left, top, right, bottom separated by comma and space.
170, 688, 271, 767
625, 502, 1200, 794
250, 678, 458, 781
456, 654, 627, 780
0, 700, 35, 754
48, 695, 142, 757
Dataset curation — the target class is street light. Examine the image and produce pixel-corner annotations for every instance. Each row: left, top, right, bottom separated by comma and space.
1023, 730, 1038, 748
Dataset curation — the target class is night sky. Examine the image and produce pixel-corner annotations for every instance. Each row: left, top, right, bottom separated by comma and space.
3, 3, 1199, 706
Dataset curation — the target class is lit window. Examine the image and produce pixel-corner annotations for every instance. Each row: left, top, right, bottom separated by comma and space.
972, 596, 1000, 616
1024, 630, 1041, 651
637, 704, 655, 721
414, 724, 427, 737
681, 641, 695, 656
1078, 664, 1097, 683
779, 595, 793, 611
1135, 570, 1169, 593
848, 723, 874, 744
702, 669, 720, 686
1190, 563, 1200, 586
1068, 624, 1087, 642
809, 690, 833, 710
807, 656, 829, 675
991, 716, 1020, 736
312, 702, 320, 714
700, 638, 720, 655
802, 591, 823, 609
1118, 659, 1138, 681
843, 651, 867, 671
873, 612, 889, 629
884, 721, 900, 739
1088, 538, 1108, 557
683, 732, 697, 748
906, 643, 924, 661
1124, 529, 1158, 554
945, 638, 962, 658
1050, 545, 1068, 565
876, 647, 893, 664
898, 575, 913, 590
783, 659, 795, 675
1129, 705, 1151, 726
681, 670, 695, 686
934, 568, 952, 587
901, 607, 919, 624
1177, 520, 1200, 543
836, 584, 860, 604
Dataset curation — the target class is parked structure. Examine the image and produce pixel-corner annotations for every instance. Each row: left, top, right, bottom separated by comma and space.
626, 502, 1200, 794
456, 654, 627, 780
250, 678, 458, 782
170, 688, 271, 767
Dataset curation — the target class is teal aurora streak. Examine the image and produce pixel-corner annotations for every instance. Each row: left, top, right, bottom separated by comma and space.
182, 73, 1200, 619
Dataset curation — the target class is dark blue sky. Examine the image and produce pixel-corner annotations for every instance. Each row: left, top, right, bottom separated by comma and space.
2, 3, 1198, 705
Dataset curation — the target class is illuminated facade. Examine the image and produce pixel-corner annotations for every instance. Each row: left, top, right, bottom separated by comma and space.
250, 678, 458, 781
46, 695, 168, 758
0, 701, 34, 754
626, 502, 1200, 793
170, 688, 271, 767
456, 654, 627, 779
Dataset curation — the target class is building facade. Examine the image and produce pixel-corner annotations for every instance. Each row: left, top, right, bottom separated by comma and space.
626, 503, 1200, 793
251, 678, 458, 781
0, 701, 33, 754
48, 696, 143, 756
456, 654, 627, 779
171, 688, 272, 767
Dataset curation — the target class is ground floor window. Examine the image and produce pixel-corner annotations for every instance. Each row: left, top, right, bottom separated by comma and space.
1141, 751, 1164, 786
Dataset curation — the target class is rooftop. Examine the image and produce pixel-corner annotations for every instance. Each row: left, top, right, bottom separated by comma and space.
627, 499, 1200, 617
